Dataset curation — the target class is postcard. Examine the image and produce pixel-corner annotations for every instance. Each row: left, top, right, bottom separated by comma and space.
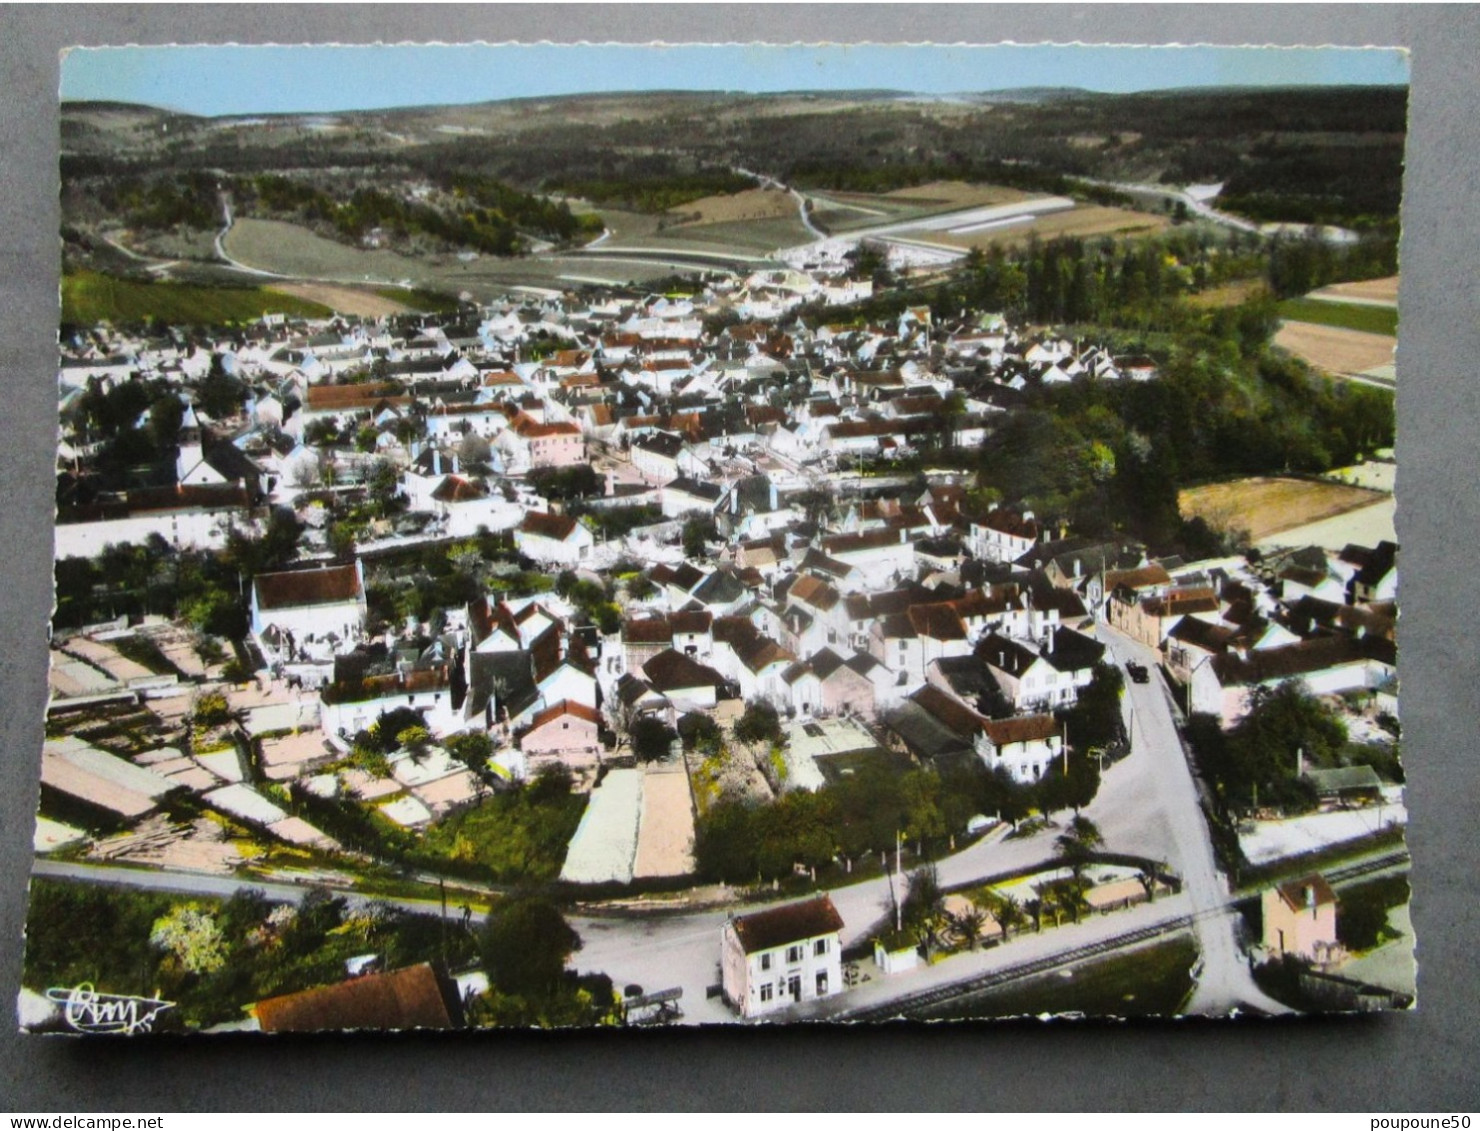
22, 41, 1412, 1033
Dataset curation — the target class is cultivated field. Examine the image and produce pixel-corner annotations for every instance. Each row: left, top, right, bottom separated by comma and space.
1278, 297, 1399, 337
1185, 279, 1269, 308
934, 204, 1169, 251
667, 186, 796, 225
809, 182, 1034, 234
883, 180, 1034, 208
223, 217, 434, 281
1311, 275, 1400, 307
1179, 476, 1387, 542
1273, 321, 1397, 377
221, 215, 688, 298
270, 282, 411, 318
1257, 497, 1396, 552
61, 269, 330, 325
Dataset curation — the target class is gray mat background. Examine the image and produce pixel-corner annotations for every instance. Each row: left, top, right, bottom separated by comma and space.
2, 5, 1475, 1112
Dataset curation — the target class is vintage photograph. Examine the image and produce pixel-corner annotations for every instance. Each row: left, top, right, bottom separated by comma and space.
23, 41, 1410, 1033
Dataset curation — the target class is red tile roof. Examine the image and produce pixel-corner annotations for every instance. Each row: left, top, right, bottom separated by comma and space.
729, 895, 844, 955
519, 511, 579, 541
254, 565, 362, 610
253, 963, 460, 1033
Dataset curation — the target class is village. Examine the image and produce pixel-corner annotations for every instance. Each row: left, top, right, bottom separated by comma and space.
25, 245, 1414, 1031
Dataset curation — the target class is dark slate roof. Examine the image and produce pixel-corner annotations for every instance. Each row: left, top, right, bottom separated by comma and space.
930, 655, 998, 703
1211, 635, 1396, 687
643, 649, 729, 693
667, 476, 724, 503
634, 431, 686, 460
730, 896, 844, 954
691, 570, 747, 607
1042, 627, 1106, 674
977, 632, 1043, 678
465, 649, 538, 723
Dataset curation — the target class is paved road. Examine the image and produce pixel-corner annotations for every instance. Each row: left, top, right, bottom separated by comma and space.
1096, 620, 1291, 1015
32, 858, 459, 921
1075, 176, 1263, 235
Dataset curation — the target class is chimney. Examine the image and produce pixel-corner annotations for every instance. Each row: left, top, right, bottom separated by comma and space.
451, 451, 460, 475
433, 448, 442, 476
769, 482, 779, 511
899, 528, 907, 545
1304, 885, 1316, 912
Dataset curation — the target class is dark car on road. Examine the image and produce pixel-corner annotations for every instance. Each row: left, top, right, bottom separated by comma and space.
1125, 661, 1150, 684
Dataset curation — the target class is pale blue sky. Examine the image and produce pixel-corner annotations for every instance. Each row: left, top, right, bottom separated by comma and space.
61, 43, 1408, 117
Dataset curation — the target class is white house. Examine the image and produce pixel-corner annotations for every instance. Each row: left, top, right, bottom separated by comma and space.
513, 511, 595, 567
721, 895, 845, 1019
250, 562, 368, 659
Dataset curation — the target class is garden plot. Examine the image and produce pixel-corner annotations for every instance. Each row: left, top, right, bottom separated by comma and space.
632, 762, 696, 878
560, 767, 644, 884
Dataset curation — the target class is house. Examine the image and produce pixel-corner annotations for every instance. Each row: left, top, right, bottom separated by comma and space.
1261, 874, 1341, 965
1113, 586, 1220, 649
1190, 634, 1397, 727
250, 562, 368, 659
721, 895, 845, 1019
968, 507, 1040, 564
251, 963, 464, 1033
513, 511, 594, 567
641, 649, 729, 713
517, 700, 602, 772
630, 431, 687, 483
660, 476, 725, 519
978, 713, 1064, 784
320, 664, 461, 739
977, 632, 1076, 712
54, 483, 250, 558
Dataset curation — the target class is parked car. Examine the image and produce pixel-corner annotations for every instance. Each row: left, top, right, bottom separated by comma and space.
1126, 661, 1150, 684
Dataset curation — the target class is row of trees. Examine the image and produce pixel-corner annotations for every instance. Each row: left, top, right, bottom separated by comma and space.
692, 749, 1103, 887
1186, 681, 1347, 814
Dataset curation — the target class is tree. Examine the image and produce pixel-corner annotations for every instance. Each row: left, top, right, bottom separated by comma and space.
150, 904, 227, 975
629, 716, 678, 763
1054, 815, 1105, 881
989, 892, 1025, 939
901, 865, 946, 954
396, 725, 434, 764
479, 895, 582, 1001
949, 905, 988, 952
681, 515, 718, 559
372, 707, 425, 752
733, 702, 784, 747
365, 457, 401, 517
446, 731, 493, 777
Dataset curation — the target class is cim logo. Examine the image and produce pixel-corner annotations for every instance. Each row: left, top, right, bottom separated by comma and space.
45, 984, 174, 1035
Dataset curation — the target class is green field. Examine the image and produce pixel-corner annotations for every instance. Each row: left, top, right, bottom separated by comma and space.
375, 285, 463, 313
915, 935, 1199, 1021
1278, 298, 1399, 337
62, 269, 331, 326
